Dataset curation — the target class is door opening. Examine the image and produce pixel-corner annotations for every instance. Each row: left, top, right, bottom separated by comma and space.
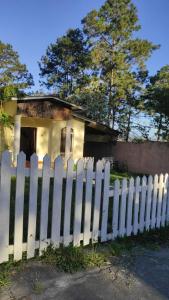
20, 127, 37, 161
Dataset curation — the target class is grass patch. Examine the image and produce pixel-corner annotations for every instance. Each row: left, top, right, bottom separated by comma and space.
0, 259, 24, 289
0, 226, 169, 288
41, 244, 107, 273
108, 226, 169, 256
110, 171, 131, 183
32, 280, 44, 294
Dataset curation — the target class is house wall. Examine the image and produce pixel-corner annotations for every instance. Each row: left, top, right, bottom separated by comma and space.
1, 101, 85, 162
72, 119, 85, 162
21, 117, 51, 161
3, 100, 17, 117
0, 101, 16, 153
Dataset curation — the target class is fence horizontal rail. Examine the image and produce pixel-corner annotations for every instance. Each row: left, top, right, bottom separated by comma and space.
0, 151, 169, 263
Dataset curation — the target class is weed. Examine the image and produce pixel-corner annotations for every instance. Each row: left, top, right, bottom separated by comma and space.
0, 258, 25, 289
41, 244, 107, 273
32, 273, 44, 294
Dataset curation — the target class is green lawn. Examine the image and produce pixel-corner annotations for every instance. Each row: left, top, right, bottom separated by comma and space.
110, 171, 131, 182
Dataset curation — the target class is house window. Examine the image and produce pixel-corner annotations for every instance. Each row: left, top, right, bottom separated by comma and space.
60, 127, 74, 156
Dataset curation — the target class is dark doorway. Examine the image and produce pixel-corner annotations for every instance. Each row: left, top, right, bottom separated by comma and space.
20, 127, 37, 161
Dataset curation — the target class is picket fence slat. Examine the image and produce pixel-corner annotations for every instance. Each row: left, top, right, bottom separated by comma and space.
73, 159, 84, 246
133, 177, 140, 235
156, 174, 164, 228
27, 154, 38, 259
166, 177, 169, 224
14, 152, 26, 261
63, 159, 74, 246
0, 151, 169, 264
83, 159, 94, 246
0, 151, 11, 263
101, 162, 110, 242
51, 156, 64, 248
126, 177, 134, 236
92, 160, 103, 243
112, 180, 120, 239
139, 176, 147, 232
151, 174, 158, 229
161, 174, 168, 226
39, 155, 51, 255
119, 179, 127, 237
145, 175, 153, 231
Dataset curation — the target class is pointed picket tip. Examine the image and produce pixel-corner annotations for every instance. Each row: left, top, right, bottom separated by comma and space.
30, 153, 38, 166
159, 173, 164, 179
86, 158, 94, 168
1, 150, 11, 161
66, 157, 74, 168
122, 177, 127, 184
135, 176, 140, 184
147, 176, 153, 189
104, 160, 110, 170
142, 175, 147, 181
30, 152, 38, 161
96, 159, 103, 170
142, 175, 147, 185
17, 151, 26, 160
129, 177, 134, 185
54, 155, 64, 166
154, 174, 159, 182
164, 173, 169, 182
114, 178, 120, 188
76, 158, 84, 168
43, 154, 51, 162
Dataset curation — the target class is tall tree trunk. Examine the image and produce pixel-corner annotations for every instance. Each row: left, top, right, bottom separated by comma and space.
125, 106, 132, 142
156, 113, 163, 141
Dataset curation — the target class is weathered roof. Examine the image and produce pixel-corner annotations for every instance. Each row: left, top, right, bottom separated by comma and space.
72, 113, 119, 137
12, 95, 119, 137
11, 95, 83, 112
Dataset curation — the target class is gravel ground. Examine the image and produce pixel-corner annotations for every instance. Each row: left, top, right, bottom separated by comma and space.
1, 247, 169, 300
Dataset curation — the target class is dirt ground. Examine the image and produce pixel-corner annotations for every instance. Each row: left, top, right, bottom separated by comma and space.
1, 247, 169, 300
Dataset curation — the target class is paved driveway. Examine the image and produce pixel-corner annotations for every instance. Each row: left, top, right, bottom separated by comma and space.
1, 247, 169, 300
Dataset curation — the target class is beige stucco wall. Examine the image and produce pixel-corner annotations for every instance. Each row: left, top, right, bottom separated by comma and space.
72, 118, 85, 162
1, 101, 85, 162
3, 100, 17, 117
21, 117, 51, 161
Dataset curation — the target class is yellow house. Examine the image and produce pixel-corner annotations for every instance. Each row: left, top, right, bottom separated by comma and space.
0, 95, 118, 165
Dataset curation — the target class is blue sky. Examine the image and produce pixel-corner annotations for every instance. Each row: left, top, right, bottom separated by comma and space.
0, 0, 169, 91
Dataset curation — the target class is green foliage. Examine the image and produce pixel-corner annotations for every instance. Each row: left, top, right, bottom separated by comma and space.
0, 259, 24, 288
0, 112, 12, 128
39, 0, 158, 137
68, 82, 108, 123
41, 245, 107, 273
0, 40, 33, 101
1, 226, 169, 288
144, 65, 169, 140
82, 0, 158, 130
32, 280, 44, 294
39, 28, 90, 98
110, 171, 131, 182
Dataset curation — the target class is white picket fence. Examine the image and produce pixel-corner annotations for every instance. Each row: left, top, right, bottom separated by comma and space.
0, 150, 169, 264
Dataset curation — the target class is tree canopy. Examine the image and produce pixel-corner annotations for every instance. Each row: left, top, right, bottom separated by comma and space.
81, 0, 158, 131
143, 65, 169, 140
37, 0, 169, 142
0, 41, 33, 101
39, 28, 90, 98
